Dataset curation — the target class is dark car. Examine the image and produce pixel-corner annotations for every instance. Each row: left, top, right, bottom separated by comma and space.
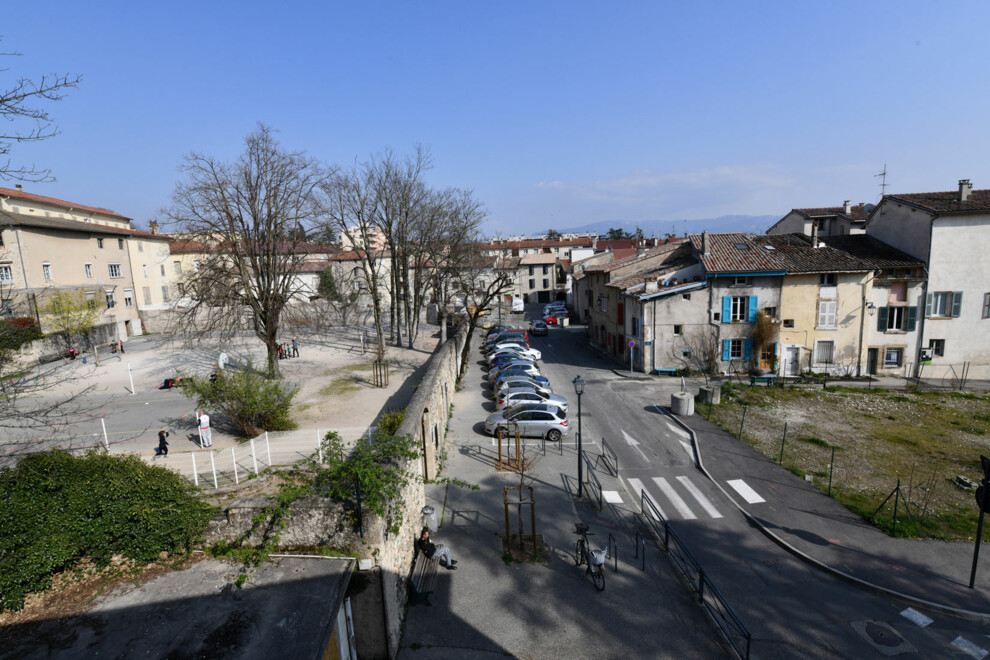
531, 320, 549, 336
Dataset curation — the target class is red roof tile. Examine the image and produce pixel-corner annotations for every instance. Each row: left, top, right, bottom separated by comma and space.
885, 189, 990, 214
0, 186, 131, 220
688, 233, 783, 273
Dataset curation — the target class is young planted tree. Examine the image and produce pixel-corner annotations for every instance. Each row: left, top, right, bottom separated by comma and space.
455, 246, 514, 374
166, 124, 330, 378
316, 265, 362, 327
39, 288, 101, 350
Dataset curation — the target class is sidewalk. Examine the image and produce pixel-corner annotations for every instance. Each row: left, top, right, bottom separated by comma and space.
399, 339, 729, 659
671, 410, 990, 619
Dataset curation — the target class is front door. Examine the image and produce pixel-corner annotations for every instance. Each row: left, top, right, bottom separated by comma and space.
760, 342, 776, 371
867, 348, 878, 375
786, 347, 800, 376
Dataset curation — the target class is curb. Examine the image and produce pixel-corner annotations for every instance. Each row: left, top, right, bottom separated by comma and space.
660, 407, 990, 623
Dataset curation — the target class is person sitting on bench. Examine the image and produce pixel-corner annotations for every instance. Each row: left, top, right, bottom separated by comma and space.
417, 527, 457, 570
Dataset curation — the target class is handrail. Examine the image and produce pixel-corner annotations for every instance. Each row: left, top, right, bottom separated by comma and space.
600, 437, 618, 476
583, 451, 603, 510
640, 490, 751, 659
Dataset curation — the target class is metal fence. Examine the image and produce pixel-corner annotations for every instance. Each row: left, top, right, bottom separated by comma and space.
641, 491, 751, 659
581, 450, 603, 510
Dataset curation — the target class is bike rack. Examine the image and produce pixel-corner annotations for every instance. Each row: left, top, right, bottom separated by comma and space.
607, 533, 618, 573
634, 531, 646, 572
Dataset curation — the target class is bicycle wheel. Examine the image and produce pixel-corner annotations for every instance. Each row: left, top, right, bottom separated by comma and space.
575, 539, 585, 566
592, 565, 605, 591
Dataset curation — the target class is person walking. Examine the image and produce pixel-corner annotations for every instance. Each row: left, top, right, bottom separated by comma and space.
417, 527, 457, 570
198, 411, 212, 448
292, 338, 299, 358
119, 340, 125, 354
155, 430, 169, 458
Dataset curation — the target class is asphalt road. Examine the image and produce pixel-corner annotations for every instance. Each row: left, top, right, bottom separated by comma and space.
520, 305, 990, 658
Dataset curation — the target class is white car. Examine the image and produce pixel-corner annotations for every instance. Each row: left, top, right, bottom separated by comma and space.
497, 387, 568, 411
543, 303, 567, 316
496, 378, 553, 398
488, 347, 541, 363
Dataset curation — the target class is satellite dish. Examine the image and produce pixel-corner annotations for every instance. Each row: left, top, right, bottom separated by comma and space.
864, 203, 876, 215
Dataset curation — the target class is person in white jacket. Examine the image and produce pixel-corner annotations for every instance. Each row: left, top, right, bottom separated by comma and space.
198, 412, 212, 448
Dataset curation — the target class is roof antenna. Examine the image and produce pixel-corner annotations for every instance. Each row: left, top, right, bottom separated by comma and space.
875, 164, 888, 196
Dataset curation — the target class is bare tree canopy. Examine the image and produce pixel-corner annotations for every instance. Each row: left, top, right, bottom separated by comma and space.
0, 38, 81, 182
166, 124, 330, 377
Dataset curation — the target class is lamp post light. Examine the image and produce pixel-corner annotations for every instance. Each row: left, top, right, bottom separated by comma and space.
572, 374, 585, 499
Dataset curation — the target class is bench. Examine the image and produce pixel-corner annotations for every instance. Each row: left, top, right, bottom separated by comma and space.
749, 374, 777, 387
655, 368, 678, 376
407, 547, 441, 606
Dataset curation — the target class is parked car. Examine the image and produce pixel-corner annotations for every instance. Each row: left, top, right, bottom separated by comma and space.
543, 302, 566, 316
530, 320, 549, 336
485, 325, 509, 340
489, 362, 542, 382
496, 378, 553, 398
488, 347, 541, 363
493, 372, 551, 391
543, 311, 570, 325
497, 387, 568, 412
488, 329, 528, 342
484, 340, 529, 355
483, 332, 528, 350
485, 403, 569, 442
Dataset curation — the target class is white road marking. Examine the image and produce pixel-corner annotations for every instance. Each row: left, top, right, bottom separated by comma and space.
652, 477, 697, 519
622, 429, 650, 461
727, 479, 766, 504
627, 478, 666, 518
679, 439, 694, 457
603, 490, 623, 504
676, 476, 723, 519
951, 636, 988, 659
900, 608, 933, 627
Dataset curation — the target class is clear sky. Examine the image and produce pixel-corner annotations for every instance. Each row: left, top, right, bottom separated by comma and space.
5, 1, 990, 236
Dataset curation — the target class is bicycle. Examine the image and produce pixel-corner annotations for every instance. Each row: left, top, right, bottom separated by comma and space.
574, 522, 607, 591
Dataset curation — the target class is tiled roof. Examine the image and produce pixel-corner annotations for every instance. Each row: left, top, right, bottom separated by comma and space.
168, 238, 210, 254
0, 187, 131, 220
583, 243, 680, 273
745, 234, 925, 273
792, 204, 869, 221
816, 235, 925, 270
518, 253, 559, 265
558, 258, 570, 271
885, 189, 990, 214
292, 261, 332, 273
688, 233, 783, 273
0, 210, 133, 236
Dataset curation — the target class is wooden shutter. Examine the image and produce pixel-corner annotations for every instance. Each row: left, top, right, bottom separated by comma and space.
906, 306, 918, 332
744, 339, 753, 361
722, 296, 731, 323
877, 306, 888, 331
722, 339, 731, 361
748, 295, 758, 323
951, 292, 963, 317
925, 293, 933, 318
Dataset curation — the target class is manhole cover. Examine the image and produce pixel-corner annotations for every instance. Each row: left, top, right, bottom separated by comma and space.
850, 620, 916, 656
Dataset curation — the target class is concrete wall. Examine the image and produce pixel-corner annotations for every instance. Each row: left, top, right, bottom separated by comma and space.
866, 200, 932, 262
644, 286, 710, 373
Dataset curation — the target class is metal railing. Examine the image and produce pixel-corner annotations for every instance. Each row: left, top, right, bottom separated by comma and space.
600, 437, 618, 476
641, 491, 751, 659
582, 450, 603, 510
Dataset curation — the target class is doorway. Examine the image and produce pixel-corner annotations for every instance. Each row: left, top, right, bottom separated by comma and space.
786, 347, 800, 376
867, 348, 878, 375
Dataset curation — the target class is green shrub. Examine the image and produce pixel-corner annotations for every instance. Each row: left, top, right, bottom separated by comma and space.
375, 409, 406, 438
0, 450, 217, 611
181, 364, 299, 436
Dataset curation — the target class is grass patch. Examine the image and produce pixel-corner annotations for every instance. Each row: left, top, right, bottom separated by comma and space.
319, 378, 361, 396
796, 436, 830, 448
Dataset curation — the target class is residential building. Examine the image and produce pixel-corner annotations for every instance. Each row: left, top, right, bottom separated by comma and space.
767, 201, 871, 237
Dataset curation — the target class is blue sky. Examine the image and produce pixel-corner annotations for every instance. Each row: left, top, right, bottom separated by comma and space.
5, 1, 990, 236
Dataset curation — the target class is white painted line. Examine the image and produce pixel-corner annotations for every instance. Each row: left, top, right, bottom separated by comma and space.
676, 476, 723, 519
951, 636, 988, 659
603, 490, 623, 504
727, 479, 766, 504
900, 608, 933, 627
627, 478, 666, 519
652, 477, 697, 520
679, 440, 694, 457
622, 430, 639, 446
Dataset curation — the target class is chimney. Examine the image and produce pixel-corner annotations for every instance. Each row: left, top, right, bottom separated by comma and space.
149, 220, 159, 235
810, 220, 819, 247
843, 200, 851, 214
959, 179, 973, 202
702, 231, 710, 257
15, 184, 22, 191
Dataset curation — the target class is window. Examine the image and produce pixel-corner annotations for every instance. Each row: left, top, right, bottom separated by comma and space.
108, 263, 122, 278
142, 286, 152, 305
528, 265, 534, 276
161, 285, 170, 303
529, 279, 535, 289
884, 348, 903, 368
878, 306, 917, 332
173, 261, 182, 275
763, 306, 777, 318
97, 238, 104, 248
926, 291, 962, 318
984, 293, 990, 319
160, 264, 166, 277
142, 265, 148, 278
820, 273, 837, 286
731, 296, 748, 322
783, 319, 794, 328
0, 231, 4, 247
43, 262, 51, 281
85, 290, 97, 310
0, 265, 12, 283
814, 340, 835, 364
85, 263, 93, 278
673, 324, 683, 336
542, 278, 549, 288
817, 300, 837, 329
732, 276, 749, 286
682, 350, 692, 358
729, 338, 745, 359
631, 317, 639, 336
193, 260, 201, 272
118, 238, 124, 249
124, 289, 133, 307
542, 265, 548, 275
598, 296, 607, 313
929, 339, 945, 357
1, 299, 13, 318
138, 242, 143, 252
105, 290, 116, 309
682, 293, 691, 301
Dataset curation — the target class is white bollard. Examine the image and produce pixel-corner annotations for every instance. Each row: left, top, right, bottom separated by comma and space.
127, 361, 136, 395
210, 451, 218, 489
266, 431, 272, 467
250, 438, 258, 475
317, 428, 322, 463
100, 417, 109, 451
232, 447, 239, 484
191, 453, 199, 487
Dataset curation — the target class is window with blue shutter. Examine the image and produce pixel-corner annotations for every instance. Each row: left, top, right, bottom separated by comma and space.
744, 339, 753, 360
722, 339, 731, 361
722, 297, 731, 324
748, 296, 758, 323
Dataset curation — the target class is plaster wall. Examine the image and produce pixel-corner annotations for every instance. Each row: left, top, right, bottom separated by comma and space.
866, 201, 932, 261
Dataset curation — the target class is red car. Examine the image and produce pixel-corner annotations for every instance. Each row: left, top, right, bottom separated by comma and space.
543, 311, 569, 325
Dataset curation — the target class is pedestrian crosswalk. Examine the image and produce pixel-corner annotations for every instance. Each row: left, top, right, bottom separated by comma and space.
617, 475, 763, 521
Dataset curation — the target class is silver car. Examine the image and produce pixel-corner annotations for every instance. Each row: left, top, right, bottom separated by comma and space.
497, 387, 568, 412
485, 403, 569, 441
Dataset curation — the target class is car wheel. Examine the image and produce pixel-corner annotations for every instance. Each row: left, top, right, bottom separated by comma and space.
547, 429, 562, 443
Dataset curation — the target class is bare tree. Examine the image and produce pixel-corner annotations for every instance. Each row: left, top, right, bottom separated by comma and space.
454, 247, 514, 374
165, 124, 330, 378
1, 39, 81, 181
669, 324, 721, 375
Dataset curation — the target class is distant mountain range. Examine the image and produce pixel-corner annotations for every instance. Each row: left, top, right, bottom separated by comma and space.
551, 214, 781, 238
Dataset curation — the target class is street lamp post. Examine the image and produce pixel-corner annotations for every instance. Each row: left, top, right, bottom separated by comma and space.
573, 374, 585, 499
857, 297, 878, 377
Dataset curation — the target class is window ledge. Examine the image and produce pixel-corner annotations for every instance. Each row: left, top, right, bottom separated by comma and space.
883, 330, 908, 335
815, 326, 837, 331
926, 316, 953, 320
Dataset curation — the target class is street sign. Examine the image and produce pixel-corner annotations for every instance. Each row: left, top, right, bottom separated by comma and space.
628, 340, 635, 348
